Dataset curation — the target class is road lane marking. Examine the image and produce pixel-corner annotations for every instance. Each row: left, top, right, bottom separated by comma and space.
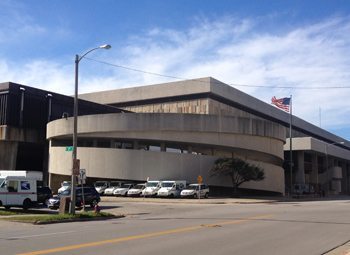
7, 231, 78, 239
17, 214, 273, 255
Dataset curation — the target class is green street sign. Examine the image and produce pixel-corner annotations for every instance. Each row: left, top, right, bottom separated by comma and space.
65, 146, 73, 152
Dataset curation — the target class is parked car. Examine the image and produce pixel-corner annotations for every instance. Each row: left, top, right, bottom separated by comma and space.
47, 186, 100, 210
157, 180, 186, 198
104, 181, 123, 195
58, 181, 71, 194
94, 181, 110, 195
37, 186, 52, 205
180, 184, 209, 198
127, 183, 146, 197
113, 183, 134, 196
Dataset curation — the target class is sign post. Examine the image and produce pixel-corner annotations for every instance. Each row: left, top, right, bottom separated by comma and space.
197, 175, 203, 200
144, 177, 150, 199
79, 169, 86, 211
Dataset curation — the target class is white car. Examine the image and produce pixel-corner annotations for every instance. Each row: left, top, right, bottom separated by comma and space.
180, 184, 209, 198
113, 183, 134, 196
58, 181, 71, 194
127, 184, 146, 197
104, 181, 123, 196
94, 181, 110, 195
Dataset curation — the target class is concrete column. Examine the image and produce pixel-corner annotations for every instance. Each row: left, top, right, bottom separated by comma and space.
0, 141, 18, 169
19, 87, 25, 127
340, 161, 347, 194
160, 143, 166, 152
347, 163, 350, 194
133, 141, 139, 150
295, 151, 305, 184
47, 93, 52, 122
327, 156, 334, 182
48, 173, 54, 190
310, 153, 318, 184
187, 145, 193, 154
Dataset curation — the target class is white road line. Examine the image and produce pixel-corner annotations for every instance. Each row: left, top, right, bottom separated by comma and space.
8, 230, 78, 239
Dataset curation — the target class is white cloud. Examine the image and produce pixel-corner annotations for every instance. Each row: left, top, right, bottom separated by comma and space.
0, 59, 73, 94
0, 1, 46, 44
114, 16, 350, 133
1, 14, 350, 138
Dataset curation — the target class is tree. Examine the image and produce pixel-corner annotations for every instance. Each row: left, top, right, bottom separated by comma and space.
210, 158, 265, 196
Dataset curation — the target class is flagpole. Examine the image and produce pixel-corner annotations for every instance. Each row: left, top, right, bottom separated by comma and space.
289, 95, 293, 196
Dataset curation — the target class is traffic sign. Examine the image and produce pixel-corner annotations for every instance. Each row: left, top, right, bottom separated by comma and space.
197, 175, 203, 184
66, 146, 73, 152
78, 169, 86, 184
72, 159, 80, 175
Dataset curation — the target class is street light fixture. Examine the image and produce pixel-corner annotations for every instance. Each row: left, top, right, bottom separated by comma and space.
70, 44, 111, 214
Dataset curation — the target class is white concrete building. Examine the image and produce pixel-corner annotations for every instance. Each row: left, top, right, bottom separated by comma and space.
46, 77, 350, 195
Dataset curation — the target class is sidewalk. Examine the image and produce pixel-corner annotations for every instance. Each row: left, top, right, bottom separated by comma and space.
325, 241, 350, 255
101, 194, 350, 204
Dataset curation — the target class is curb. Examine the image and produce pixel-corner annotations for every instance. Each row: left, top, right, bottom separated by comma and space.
100, 196, 277, 204
2, 214, 125, 225
33, 214, 125, 225
324, 240, 350, 255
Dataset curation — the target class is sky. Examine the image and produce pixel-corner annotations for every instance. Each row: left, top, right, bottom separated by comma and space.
1, 0, 350, 140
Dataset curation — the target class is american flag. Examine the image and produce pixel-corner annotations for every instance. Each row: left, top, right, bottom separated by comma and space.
271, 96, 291, 112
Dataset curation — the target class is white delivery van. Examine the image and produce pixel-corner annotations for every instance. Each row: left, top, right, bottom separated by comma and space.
0, 171, 43, 209
141, 180, 162, 197
157, 180, 186, 198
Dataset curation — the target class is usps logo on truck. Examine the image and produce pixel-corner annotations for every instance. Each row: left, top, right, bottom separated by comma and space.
21, 181, 31, 190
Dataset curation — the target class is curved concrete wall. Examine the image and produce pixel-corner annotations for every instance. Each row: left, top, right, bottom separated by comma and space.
49, 147, 284, 194
47, 113, 285, 159
47, 113, 286, 194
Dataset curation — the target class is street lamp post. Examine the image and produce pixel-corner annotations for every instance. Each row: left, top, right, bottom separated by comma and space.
69, 44, 111, 214
324, 141, 344, 195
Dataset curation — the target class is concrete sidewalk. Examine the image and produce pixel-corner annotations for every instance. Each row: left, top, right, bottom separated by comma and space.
325, 241, 350, 255
101, 194, 350, 204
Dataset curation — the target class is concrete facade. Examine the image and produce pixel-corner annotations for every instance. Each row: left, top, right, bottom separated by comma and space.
284, 137, 350, 195
47, 113, 285, 194
46, 77, 350, 195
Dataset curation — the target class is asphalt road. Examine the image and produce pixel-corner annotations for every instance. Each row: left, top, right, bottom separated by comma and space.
1, 197, 350, 255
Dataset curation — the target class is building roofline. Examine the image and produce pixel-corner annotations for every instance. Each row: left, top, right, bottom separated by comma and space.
79, 77, 349, 148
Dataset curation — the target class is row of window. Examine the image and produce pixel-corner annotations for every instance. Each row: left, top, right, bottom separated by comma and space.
51, 139, 206, 155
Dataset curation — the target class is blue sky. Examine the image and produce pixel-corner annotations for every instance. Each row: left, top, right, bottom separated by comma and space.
1, 0, 350, 140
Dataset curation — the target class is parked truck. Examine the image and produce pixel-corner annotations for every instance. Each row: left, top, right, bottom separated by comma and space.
0, 171, 43, 209
157, 180, 186, 198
